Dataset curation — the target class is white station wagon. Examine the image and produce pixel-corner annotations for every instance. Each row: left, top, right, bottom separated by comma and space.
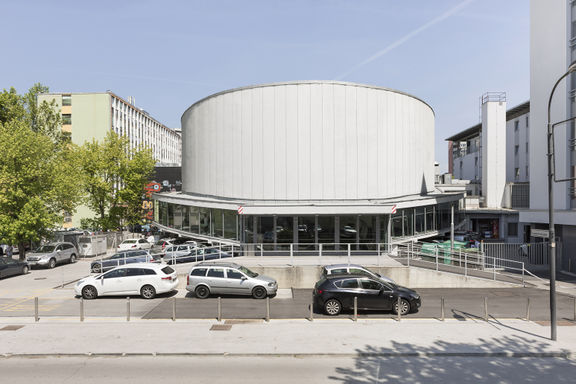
75, 263, 178, 299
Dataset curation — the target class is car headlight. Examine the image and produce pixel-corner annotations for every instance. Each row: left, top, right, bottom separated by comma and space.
410, 293, 420, 300
268, 282, 276, 287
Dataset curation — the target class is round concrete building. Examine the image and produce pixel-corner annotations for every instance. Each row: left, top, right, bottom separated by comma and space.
154, 81, 460, 246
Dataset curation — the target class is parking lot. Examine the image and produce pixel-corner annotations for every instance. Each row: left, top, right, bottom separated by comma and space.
1, 257, 576, 322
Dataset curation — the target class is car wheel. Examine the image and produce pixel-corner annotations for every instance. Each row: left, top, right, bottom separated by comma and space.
324, 299, 342, 316
69, 254, 77, 264
48, 258, 56, 269
393, 298, 411, 315
91, 264, 102, 273
82, 285, 98, 300
140, 285, 156, 299
195, 285, 210, 299
252, 286, 267, 299
22, 265, 29, 275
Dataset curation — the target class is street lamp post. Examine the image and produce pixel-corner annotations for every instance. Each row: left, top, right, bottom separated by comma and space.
547, 61, 576, 341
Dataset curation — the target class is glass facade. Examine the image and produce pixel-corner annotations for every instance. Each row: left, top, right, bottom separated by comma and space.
155, 201, 457, 244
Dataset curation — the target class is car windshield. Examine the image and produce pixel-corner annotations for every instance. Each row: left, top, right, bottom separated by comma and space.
34, 245, 55, 253
237, 265, 258, 278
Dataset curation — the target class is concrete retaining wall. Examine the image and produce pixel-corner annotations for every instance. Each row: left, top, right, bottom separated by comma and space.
177, 265, 518, 289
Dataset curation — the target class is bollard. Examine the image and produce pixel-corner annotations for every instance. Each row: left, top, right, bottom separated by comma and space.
347, 244, 351, 266
441, 297, 445, 322
573, 297, 576, 322
493, 257, 496, 280
34, 297, 39, 322
309, 299, 314, 322
353, 297, 357, 322
435, 248, 439, 271
525, 297, 531, 321
465, 253, 468, 277
290, 244, 294, 266
397, 296, 401, 322
172, 297, 176, 321
126, 297, 130, 322
265, 297, 270, 322
80, 298, 84, 322
484, 297, 488, 321
217, 297, 222, 322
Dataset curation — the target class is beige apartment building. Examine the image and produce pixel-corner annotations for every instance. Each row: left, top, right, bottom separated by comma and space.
38, 91, 182, 227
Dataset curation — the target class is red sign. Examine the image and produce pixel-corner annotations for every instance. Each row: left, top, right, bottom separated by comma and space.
144, 182, 161, 198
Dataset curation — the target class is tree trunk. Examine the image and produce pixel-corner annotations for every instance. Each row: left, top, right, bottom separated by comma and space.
18, 243, 26, 260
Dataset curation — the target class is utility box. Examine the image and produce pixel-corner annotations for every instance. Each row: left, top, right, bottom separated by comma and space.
78, 235, 107, 257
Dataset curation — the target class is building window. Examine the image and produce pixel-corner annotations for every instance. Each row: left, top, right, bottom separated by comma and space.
62, 114, 71, 125
62, 95, 72, 106
514, 121, 519, 132
515, 168, 520, 179
526, 142, 529, 153
526, 166, 529, 178
515, 145, 519, 155
507, 222, 518, 237
525, 115, 529, 128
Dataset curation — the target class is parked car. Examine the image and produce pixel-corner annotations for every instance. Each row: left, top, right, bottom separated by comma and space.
164, 244, 199, 264
313, 275, 421, 316
165, 246, 231, 265
150, 238, 177, 255
26, 242, 78, 269
186, 262, 277, 299
90, 250, 160, 273
322, 264, 395, 284
75, 263, 178, 300
117, 238, 152, 251
0, 257, 29, 279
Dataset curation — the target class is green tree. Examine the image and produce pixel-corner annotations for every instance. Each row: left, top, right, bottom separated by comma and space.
0, 122, 82, 258
79, 131, 155, 231
0, 85, 81, 259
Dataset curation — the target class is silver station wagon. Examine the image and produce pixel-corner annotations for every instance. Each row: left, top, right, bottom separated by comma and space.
186, 262, 278, 299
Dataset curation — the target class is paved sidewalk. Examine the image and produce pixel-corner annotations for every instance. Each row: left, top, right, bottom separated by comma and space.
0, 318, 575, 357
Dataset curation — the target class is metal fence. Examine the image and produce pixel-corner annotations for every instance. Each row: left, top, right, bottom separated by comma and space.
482, 241, 552, 267
156, 241, 527, 286
394, 242, 526, 286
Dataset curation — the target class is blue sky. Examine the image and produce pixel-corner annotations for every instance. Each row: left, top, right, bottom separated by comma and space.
0, 0, 529, 171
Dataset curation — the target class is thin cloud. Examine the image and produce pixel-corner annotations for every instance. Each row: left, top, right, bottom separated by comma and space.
334, 0, 476, 80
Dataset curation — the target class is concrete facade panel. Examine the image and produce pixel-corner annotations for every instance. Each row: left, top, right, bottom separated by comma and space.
181, 81, 435, 201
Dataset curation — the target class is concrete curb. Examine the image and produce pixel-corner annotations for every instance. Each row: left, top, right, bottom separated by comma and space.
1, 351, 575, 359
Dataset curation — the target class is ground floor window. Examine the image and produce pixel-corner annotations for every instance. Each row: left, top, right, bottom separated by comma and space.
155, 201, 450, 244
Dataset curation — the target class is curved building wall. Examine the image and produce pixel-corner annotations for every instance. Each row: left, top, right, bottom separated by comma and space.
181, 81, 434, 201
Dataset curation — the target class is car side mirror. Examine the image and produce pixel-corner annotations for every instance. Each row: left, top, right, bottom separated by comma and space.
57, 250, 61, 253
241, 276, 247, 280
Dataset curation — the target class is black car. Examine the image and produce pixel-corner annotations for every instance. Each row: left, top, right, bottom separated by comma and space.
313, 275, 421, 316
0, 257, 29, 279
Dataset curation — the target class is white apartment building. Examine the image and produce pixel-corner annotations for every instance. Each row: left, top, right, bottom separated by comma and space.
445, 0, 576, 272
38, 92, 181, 166
448, 99, 530, 186
446, 95, 528, 243
519, 0, 576, 272
38, 91, 182, 227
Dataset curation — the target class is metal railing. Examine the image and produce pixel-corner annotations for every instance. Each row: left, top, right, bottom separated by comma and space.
394, 242, 526, 286
482, 241, 552, 266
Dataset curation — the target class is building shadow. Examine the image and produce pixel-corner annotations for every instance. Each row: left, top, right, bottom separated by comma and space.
328, 335, 575, 383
